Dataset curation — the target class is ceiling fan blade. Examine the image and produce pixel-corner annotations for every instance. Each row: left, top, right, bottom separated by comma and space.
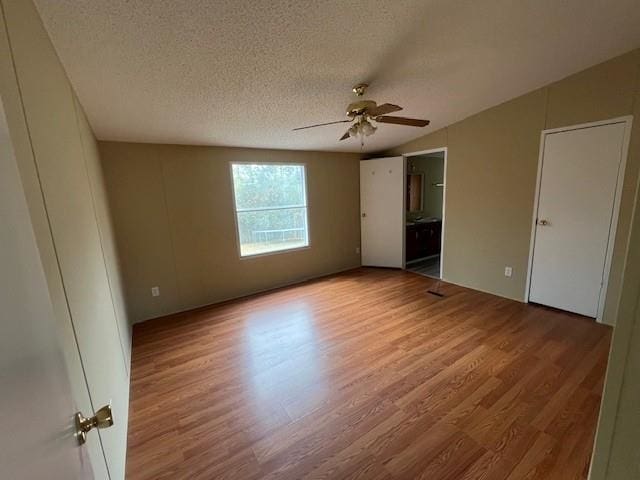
367, 103, 402, 116
339, 130, 350, 141
375, 116, 430, 127
293, 119, 351, 131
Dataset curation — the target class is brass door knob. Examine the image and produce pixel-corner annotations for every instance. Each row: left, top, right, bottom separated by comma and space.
75, 404, 113, 445
538, 219, 550, 226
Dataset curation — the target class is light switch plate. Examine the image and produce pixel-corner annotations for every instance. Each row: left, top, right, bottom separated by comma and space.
151, 286, 160, 297
504, 267, 513, 278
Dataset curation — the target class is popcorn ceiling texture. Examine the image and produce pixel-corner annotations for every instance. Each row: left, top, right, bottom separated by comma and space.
34, 0, 640, 153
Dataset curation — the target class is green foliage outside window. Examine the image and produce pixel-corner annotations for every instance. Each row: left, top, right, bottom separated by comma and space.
231, 164, 309, 256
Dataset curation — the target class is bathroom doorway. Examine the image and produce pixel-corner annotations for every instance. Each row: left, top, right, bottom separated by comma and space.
404, 149, 446, 279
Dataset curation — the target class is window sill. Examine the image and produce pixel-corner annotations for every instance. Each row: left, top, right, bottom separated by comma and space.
239, 244, 311, 259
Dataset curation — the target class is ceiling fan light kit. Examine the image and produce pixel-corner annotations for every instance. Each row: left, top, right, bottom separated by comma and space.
293, 83, 430, 146
346, 118, 377, 146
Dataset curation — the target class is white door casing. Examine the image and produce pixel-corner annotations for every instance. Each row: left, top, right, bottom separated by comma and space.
528, 120, 630, 318
360, 157, 404, 268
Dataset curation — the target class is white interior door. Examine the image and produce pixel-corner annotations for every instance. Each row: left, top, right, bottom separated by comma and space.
0, 1, 131, 476
529, 122, 627, 317
360, 157, 404, 267
0, 100, 94, 479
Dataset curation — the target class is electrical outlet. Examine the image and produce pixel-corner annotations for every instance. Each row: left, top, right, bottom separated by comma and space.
504, 267, 513, 278
151, 286, 160, 297
355, 246, 360, 254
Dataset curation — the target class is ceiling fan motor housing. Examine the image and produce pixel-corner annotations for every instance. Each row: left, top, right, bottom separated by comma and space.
346, 100, 377, 118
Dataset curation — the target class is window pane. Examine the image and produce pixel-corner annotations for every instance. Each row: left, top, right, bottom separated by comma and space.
237, 207, 308, 256
232, 164, 306, 210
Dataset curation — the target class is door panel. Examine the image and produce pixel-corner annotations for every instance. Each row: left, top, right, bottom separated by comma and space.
529, 122, 626, 317
3, 0, 130, 477
360, 157, 404, 267
0, 99, 93, 479
0, 9, 110, 478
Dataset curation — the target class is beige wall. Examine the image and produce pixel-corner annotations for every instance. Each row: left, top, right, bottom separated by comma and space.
100, 142, 361, 322
0, 1, 130, 475
590, 157, 640, 479
386, 49, 640, 325
74, 95, 131, 366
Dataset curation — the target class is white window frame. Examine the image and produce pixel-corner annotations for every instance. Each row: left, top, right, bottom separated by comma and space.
229, 162, 310, 258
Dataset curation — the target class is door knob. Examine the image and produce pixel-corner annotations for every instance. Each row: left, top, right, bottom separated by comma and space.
538, 219, 550, 226
361, 213, 366, 218
75, 404, 113, 445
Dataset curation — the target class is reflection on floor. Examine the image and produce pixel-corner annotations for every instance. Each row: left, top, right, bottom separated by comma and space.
126, 268, 611, 480
407, 255, 440, 278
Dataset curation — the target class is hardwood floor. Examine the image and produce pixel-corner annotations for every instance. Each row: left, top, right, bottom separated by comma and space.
126, 268, 611, 479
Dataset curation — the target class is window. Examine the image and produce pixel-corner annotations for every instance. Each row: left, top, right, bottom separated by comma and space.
231, 163, 309, 257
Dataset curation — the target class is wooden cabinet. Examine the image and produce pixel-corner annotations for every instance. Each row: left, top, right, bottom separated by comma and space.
406, 220, 441, 262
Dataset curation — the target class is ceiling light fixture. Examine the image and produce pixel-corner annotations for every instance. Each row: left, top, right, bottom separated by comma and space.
348, 117, 377, 146
293, 83, 429, 147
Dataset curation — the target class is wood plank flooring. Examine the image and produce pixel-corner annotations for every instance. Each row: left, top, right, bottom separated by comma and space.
126, 268, 611, 479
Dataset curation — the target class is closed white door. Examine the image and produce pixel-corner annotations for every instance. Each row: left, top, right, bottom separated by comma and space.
0, 100, 95, 479
360, 157, 404, 267
529, 122, 627, 317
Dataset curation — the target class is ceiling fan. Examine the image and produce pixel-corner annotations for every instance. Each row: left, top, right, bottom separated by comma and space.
293, 83, 430, 144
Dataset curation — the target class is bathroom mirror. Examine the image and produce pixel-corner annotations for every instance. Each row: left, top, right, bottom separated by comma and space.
407, 173, 424, 212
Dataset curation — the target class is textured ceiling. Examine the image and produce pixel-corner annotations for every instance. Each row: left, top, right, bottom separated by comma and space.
34, 0, 640, 153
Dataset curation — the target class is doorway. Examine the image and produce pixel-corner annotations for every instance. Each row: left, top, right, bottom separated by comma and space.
527, 117, 632, 320
404, 149, 446, 279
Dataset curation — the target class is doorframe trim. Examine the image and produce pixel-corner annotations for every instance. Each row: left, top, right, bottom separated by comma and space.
524, 115, 634, 323
402, 147, 448, 279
